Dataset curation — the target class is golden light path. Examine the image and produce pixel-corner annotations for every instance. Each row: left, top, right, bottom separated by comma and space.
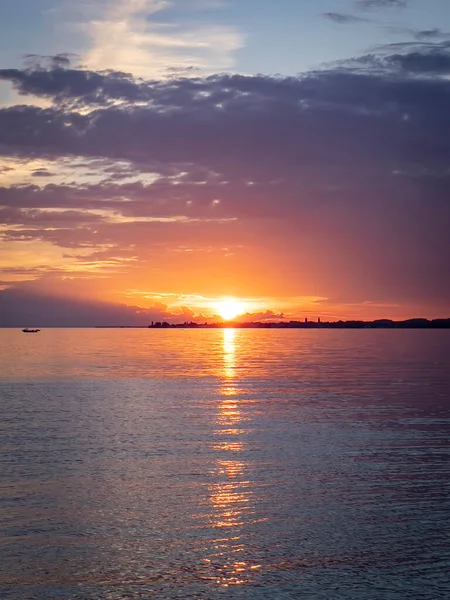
202, 328, 263, 587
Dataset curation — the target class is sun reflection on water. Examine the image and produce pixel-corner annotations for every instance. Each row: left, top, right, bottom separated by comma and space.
202, 328, 262, 587
222, 327, 237, 382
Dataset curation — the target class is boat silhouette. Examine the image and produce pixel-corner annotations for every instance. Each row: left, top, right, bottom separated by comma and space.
22, 328, 40, 333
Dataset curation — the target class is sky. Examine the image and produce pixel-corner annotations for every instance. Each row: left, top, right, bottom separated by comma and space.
0, 0, 450, 325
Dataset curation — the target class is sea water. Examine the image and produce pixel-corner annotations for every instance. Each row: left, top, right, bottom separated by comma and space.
0, 328, 449, 599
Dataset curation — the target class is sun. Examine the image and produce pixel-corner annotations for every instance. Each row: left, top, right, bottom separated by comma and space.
216, 298, 244, 321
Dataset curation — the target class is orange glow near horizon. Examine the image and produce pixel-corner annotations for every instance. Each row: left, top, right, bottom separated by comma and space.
216, 298, 246, 321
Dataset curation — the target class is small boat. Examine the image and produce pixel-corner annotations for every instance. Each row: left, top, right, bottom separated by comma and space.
22, 328, 40, 333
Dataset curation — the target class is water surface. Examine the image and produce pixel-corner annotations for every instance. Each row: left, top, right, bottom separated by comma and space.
1, 329, 449, 599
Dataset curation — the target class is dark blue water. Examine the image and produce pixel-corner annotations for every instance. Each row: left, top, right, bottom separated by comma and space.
1, 329, 449, 599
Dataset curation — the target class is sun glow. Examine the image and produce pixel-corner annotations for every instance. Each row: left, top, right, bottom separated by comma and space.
216, 298, 245, 321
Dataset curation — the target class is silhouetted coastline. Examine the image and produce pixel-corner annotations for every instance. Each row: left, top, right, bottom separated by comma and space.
142, 318, 450, 329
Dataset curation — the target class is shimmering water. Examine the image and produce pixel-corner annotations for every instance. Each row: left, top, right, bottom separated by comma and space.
1, 328, 449, 599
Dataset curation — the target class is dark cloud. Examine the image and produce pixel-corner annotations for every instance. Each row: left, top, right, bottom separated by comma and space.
32, 168, 55, 177
356, 0, 408, 9
414, 29, 447, 41
385, 50, 450, 74
323, 12, 371, 24
0, 207, 104, 226
0, 68, 446, 170
349, 42, 450, 75
22, 53, 78, 70
0, 65, 146, 107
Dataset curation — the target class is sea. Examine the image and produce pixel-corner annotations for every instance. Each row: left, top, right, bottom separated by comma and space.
0, 328, 449, 599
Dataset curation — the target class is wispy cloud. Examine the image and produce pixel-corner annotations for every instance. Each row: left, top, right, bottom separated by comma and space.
323, 12, 371, 24
356, 0, 408, 9
76, 0, 244, 77
414, 28, 450, 41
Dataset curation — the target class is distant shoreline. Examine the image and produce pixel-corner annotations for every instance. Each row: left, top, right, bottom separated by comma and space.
110, 318, 450, 329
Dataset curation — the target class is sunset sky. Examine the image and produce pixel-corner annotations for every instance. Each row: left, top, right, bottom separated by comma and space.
1, 0, 449, 325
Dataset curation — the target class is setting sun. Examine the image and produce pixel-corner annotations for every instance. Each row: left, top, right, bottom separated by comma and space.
216, 299, 245, 321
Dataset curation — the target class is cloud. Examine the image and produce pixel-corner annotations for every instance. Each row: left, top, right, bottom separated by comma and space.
32, 169, 56, 178
414, 29, 450, 41
0, 63, 149, 107
234, 310, 285, 323
323, 13, 371, 24
356, 0, 408, 9
386, 27, 450, 42
23, 53, 75, 70
76, 0, 244, 78
1, 40, 450, 322
349, 41, 450, 75
385, 50, 450, 74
